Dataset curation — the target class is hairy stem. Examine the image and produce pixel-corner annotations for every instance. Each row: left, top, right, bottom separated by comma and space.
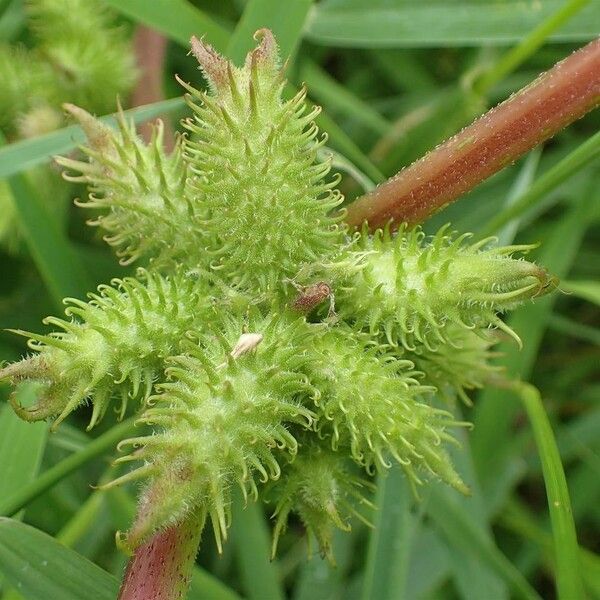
344, 38, 600, 230
118, 510, 206, 600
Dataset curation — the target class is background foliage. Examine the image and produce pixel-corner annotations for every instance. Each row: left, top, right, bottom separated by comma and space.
0, 1, 598, 599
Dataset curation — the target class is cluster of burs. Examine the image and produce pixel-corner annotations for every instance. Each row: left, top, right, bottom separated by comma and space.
0, 30, 554, 558
0, 0, 136, 250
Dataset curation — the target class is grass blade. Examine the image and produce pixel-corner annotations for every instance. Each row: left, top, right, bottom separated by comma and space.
0, 418, 136, 517
300, 60, 391, 136
510, 382, 585, 600
231, 492, 283, 600
0, 518, 118, 600
473, 180, 594, 480
427, 487, 540, 600
361, 467, 415, 600
306, 1, 600, 47
0, 389, 47, 510
0, 97, 186, 178
226, 0, 312, 64
294, 529, 354, 600
103, 0, 230, 50
561, 279, 600, 306
2, 169, 92, 307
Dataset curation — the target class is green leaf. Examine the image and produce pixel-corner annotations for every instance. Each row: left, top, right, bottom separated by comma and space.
561, 280, 600, 307
294, 529, 354, 600
427, 488, 540, 600
0, 518, 119, 600
0, 97, 186, 179
231, 492, 284, 600
2, 168, 92, 307
512, 382, 585, 600
495, 149, 542, 246
0, 389, 47, 505
306, 0, 600, 47
361, 467, 415, 600
226, 0, 313, 64
548, 314, 600, 346
0, 418, 136, 518
103, 0, 230, 50
300, 60, 391, 136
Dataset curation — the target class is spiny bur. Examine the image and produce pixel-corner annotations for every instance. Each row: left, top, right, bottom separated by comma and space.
0, 30, 557, 565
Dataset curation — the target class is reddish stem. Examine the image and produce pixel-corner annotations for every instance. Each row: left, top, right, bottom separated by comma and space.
344, 38, 600, 230
118, 511, 205, 600
131, 26, 175, 151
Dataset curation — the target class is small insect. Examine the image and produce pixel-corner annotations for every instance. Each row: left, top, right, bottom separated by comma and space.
289, 280, 336, 319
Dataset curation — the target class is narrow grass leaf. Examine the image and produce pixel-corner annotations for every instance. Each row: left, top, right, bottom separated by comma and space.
3, 170, 92, 307
473, 182, 593, 479
319, 147, 375, 192
496, 149, 542, 246
561, 280, 600, 307
0, 418, 136, 517
428, 428, 508, 599
476, 0, 590, 93
306, 0, 600, 47
0, 97, 186, 178
226, 0, 312, 64
231, 491, 283, 600
547, 314, 600, 346
300, 60, 391, 136
294, 529, 354, 600
507, 383, 585, 600
427, 488, 540, 600
0, 388, 47, 505
361, 467, 415, 600
317, 110, 385, 183
0, 518, 118, 600
103, 0, 229, 50
501, 499, 600, 598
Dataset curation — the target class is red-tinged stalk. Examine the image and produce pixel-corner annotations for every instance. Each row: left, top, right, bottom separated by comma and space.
118, 510, 205, 600
344, 38, 600, 230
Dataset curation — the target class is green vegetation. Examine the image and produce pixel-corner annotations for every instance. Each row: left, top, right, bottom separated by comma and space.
0, 1, 598, 599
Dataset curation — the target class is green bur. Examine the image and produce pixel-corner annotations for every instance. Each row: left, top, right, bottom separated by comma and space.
3, 269, 209, 429
334, 224, 556, 349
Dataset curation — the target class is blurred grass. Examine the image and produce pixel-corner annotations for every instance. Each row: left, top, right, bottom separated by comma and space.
0, 0, 598, 599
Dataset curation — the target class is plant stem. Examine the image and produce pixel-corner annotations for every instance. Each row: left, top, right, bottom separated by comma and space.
118, 510, 206, 600
344, 38, 600, 230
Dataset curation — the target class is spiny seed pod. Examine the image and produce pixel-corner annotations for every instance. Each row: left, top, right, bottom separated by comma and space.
310, 325, 469, 494
27, 0, 136, 114
180, 30, 345, 292
335, 224, 557, 350
0, 44, 56, 132
405, 325, 504, 405
57, 107, 197, 267
268, 442, 373, 561
107, 312, 319, 551
0, 269, 209, 429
